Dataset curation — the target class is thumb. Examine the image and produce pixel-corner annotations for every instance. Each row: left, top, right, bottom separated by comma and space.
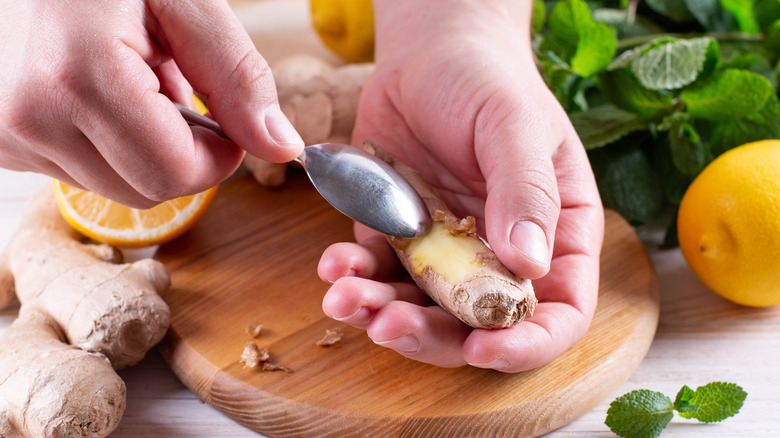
478, 109, 561, 280
149, 0, 303, 162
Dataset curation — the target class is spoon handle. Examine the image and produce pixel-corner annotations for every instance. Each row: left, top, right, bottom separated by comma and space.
175, 103, 230, 140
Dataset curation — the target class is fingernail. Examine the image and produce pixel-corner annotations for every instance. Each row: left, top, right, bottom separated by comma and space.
510, 220, 549, 267
469, 358, 510, 370
372, 334, 420, 353
264, 104, 303, 148
332, 306, 370, 322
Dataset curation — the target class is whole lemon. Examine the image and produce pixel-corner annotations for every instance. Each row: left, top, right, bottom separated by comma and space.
310, 0, 374, 63
677, 140, 780, 307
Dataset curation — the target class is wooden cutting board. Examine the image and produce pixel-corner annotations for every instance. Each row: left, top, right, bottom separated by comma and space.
156, 171, 659, 438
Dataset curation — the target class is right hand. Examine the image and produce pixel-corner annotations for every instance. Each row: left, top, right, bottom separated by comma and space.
0, 0, 303, 208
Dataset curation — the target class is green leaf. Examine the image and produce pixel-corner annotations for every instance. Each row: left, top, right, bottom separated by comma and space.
605, 389, 674, 438
723, 52, 777, 88
685, 0, 736, 31
609, 37, 676, 71
572, 21, 618, 77
590, 146, 663, 224
674, 385, 699, 413
721, 0, 761, 33
764, 18, 780, 61
680, 69, 774, 120
708, 91, 779, 154
677, 382, 747, 422
547, 0, 593, 59
646, 0, 695, 22
546, 0, 617, 77
753, 0, 780, 31
570, 104, 649, 149
669, 119, 709, 175
632, 37, 720, 90
599, 69, 675, 119
532, 0, 546, 34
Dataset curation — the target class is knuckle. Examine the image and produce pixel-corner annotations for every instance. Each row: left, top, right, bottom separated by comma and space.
221, 48, 273, 95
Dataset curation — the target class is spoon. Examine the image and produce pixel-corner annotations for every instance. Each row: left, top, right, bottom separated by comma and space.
175, 103, 431, 238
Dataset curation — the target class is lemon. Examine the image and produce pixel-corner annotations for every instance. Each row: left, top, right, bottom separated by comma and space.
310, 0, 375, 63
52, 96, 218, 248
677, 140, 780, 307
52, 180, 218, 248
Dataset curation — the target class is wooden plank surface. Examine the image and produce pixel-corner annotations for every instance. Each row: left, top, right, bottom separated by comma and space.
153, 170, 659, 437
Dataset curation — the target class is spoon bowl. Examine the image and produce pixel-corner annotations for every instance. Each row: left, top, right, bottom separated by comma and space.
176, 103, 431, 238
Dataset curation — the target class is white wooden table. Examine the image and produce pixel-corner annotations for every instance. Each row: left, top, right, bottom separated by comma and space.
2, 1, 780, 436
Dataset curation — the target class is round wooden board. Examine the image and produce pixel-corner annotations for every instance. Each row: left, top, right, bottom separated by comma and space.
156, 171, 659, 438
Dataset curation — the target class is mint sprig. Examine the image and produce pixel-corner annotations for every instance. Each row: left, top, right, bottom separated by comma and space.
605, 382, 747, 438
532, 0, 780, 233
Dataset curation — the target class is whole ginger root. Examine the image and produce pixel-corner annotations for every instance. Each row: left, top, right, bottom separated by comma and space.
242, 55, 375, 187
0, 186, 170, 437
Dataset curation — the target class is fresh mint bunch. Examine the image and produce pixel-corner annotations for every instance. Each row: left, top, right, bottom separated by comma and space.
605, 382, 747, 438
532, 0, 780, 243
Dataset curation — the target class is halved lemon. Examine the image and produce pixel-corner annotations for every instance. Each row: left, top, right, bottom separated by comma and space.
52, 180, 218, 248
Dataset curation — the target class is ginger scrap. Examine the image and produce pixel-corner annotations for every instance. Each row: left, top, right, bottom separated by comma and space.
240, 341, 293, 373
241, 342, 270, 368
316, 328, 343, 347
245, 323, 263, 338
262, 362, 294, 373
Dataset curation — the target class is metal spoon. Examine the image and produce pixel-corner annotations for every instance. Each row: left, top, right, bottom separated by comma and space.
176, 103, 431, 238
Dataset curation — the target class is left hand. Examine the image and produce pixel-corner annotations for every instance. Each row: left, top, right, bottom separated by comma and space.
317, 0, 604, 372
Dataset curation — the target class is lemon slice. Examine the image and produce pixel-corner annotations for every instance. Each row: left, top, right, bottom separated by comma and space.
52, 179, 218, 248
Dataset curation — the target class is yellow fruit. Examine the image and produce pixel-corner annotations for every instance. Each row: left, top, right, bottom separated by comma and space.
52, 180, 218, 248
677, 140, 780, 307
51, 95, 218, 248
310, 0, 374, 63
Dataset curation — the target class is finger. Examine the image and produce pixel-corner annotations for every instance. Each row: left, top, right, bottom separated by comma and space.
463, 234, 601, 373
318, 238, 404, 284
322, 277, 428, 329
148, 0, 304, 162
367, 301, 471, 368
477, 93, 563, 280
73, 41, 244, 204
153, 59, 194, 109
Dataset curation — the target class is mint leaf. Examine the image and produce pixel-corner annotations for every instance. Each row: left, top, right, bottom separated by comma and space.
763, 18, 780, 60
532, 0, 546, 35
680, 69, 774, 120
721, 0, 761, 34
645, 0, 695, 22
605, 389, 674, 438
723, 52, 776, 88
684, 0, 735, 31
709, 95, 780, 155
754, 0, 780, 31
606, 382, 747, 438
572, 21, 618, 77
590, 145, 663, 224
609, 37, 676, 71
547, 0, 592, 60
631, 37, 719, 90
677, 382, 748, 422
546, 0, 617, 77
673, 385, 698, 413
599, 69, 675, 119
669, 118, 709, 175
570, 104, 649, 149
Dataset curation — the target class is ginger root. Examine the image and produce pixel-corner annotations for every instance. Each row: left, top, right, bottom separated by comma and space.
0, 186, 171, 437
242, 55, 374, 187
365, 141, 538, 329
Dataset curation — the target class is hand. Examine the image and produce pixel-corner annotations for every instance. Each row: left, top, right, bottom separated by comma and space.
317, 1, 604, 372
0, 0, 303, 208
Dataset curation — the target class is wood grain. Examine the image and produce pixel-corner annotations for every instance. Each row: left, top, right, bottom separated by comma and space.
155, 171, 659, 438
